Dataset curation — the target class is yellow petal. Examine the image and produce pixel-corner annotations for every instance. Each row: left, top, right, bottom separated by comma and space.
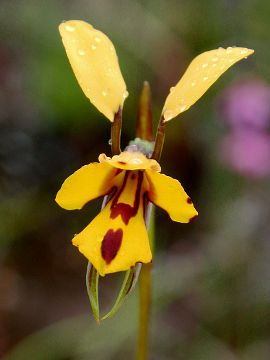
162, 47, 254, 122
55, 162, 120, 210
59, 20, 128, 121
72, 172, 151, 276
99, 151, 161, 171
146, 170, 198, 223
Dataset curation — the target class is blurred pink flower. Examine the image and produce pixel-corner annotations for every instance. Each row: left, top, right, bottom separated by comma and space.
220, 130, 270, 178
221, 79, 270, 129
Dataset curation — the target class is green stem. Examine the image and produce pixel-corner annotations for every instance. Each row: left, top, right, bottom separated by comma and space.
136, 205, 155, 360
135, 83, 155, 360
136, 262, 152, 360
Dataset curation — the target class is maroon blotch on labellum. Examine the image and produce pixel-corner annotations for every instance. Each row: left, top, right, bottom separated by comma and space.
101, 228, 123, 264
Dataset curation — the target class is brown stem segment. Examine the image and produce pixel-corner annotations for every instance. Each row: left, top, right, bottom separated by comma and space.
151, 115, 166, 162
111, 107, 122, 155
136, 81, 153, 141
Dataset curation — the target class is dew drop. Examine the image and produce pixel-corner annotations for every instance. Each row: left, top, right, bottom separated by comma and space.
191, 80, 196, 87
202, 63, 208, 68
240, 49, 248, 55
226, 47, 233, 54
78, 49, 85, 56
65, 24, 75, 32
170, 86, 175, 93
91, 44, 97, 50
163, 110, 174, 121
212, 63, 217, 67
102, 90, 108, 96
123, 90, 129, 99
132, 158, 143, 164
203, 76, 208, 81
94, 36, 101, 43
179, 105, 187, 112
211, 56, 218, 62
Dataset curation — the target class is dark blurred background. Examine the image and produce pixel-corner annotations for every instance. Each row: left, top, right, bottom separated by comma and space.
1, 0, 270, 359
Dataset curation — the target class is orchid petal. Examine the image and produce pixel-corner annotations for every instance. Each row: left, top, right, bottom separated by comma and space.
146, 170, 198, 223
59, 20, 128, 121
162, 47, 254, 121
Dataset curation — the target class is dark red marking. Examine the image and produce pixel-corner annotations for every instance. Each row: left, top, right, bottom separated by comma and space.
187, 197, 193, 204
189, 215, 198, 223
118, 161, 126, 165
110, 171, 144, 225
101, 228, 123, 264
131, 173, 137, 180
115, 168, 123, 176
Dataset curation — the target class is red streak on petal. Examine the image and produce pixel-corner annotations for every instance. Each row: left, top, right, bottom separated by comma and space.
101, 228, 123, 264
111, 204, 134, 225
110, 171, 144, 225
187, 197, 193, 204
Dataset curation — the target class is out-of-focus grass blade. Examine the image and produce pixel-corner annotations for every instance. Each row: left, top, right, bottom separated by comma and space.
86, 262, 100, 323
102, 263, 142, 320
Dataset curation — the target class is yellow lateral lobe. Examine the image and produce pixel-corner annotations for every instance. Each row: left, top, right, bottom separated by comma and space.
162, 47, 254, 122
59, 20, 128, 121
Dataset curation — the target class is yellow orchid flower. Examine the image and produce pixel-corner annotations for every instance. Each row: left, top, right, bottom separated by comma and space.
56, 20, 254, 277
56, 151, 197, 276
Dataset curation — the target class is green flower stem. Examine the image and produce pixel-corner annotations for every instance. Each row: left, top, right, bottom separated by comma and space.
135, 83, 155, 360
136, 205, 155, 360
137, 262, 152, 360
151, 115, 166, 161
111, 107, 122, 155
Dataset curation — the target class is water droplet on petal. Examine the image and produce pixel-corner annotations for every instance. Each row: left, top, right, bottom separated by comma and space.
132, 158, 143, 164
240, 49, 248, 55
123, 90, 129, 99
78, 49, 85, 56
203, 76, 208, 81
163, 110, 174, 121
212, 63, 217, 67
202, 63, 208, 68
102, 90, 108, 96
191, 80, 196, 87
91, 44, 97, 50
226, 47, 233, 54
211, 56, 218, 62
179, 105, 187, 112
170, 86, 175, 93
65, 24, 75, 32
94, 36, 101, 43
